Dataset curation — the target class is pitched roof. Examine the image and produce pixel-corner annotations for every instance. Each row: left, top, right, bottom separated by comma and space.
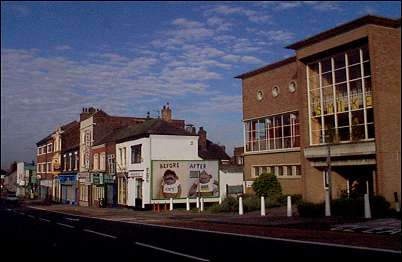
220, 164, 243, 173
115, 119, 194, 143
199, 140, 231, 161
235, 56, 296, 80
36, 120, 78, 146
286, 15, 401, 50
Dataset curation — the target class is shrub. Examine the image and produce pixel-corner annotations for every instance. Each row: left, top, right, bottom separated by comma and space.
297, 201, 325, 217
277, 194, 303, 206
298, 195, 392, 218
252, 173, 282, 200
208, 196, 238, 213
242, 195, 260, 212
370, 195, 391, 218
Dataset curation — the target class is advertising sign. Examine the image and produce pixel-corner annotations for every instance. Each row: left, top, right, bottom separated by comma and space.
152, 160, 219, 199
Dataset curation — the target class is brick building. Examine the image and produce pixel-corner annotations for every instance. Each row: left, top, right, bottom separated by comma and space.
78, 104, 185, 207
236, 15, 401, 207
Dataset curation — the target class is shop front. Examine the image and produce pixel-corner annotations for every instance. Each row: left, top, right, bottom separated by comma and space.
59, 173, 78, 205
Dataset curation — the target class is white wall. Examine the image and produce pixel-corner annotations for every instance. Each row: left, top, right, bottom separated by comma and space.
116, 134, 201, 207
219, 170, 244, 199
16, 162, 25, 186
79, 117, 93, 172
150, 135, 200, 161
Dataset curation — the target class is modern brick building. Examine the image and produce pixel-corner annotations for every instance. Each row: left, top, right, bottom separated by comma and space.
236, 15, 401, 207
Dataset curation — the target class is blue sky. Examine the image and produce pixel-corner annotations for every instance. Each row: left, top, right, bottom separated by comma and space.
1, 1, 401, 169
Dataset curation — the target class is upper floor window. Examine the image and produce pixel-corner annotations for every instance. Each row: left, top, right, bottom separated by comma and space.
74, 152, 79, 170
108, 154, 115, 174
100, 152, 106, 170
93, 153, 99, 170
245, 111, 300, 152
131, 145, 142, 164
307, 45, 374, 145
47, 144, 53, 153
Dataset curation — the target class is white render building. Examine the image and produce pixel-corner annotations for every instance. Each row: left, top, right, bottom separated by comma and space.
115, 119, 202, 208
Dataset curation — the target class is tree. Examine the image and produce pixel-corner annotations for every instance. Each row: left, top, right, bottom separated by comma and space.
252, 173, 282, 199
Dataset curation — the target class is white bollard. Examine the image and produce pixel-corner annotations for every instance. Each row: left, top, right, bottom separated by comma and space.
196, 197, 200, 208
200, 198, 204, 212
169, 198, 173, 211
364, 194, 372, 219
219, 196, 222, 205
186, 197, 190, 211
287, 196, 292, 217
239, 197, 243, 215
324, 190, 331, 217
261, 196, 266, 216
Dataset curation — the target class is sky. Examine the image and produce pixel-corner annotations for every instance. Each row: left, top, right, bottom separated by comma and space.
1, 1, 401, 169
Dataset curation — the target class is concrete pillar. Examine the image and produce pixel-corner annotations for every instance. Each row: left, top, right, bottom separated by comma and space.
325, 189, 331, 217
239, 197, 243, 215
364, 194, 371, 219
261, 196, 266, 216
287, 196, 292, 217
169, 198, 173, 211
186, 197, 190, 211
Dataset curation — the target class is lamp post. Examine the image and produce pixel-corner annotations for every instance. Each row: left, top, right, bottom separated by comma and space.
325, 140, 332, 217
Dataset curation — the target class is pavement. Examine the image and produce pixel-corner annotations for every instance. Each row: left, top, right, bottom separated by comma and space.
1, 204, 401, 260
21, 202, 401, 251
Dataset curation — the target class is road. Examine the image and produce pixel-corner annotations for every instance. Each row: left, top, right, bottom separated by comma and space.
1, 205, 400, 261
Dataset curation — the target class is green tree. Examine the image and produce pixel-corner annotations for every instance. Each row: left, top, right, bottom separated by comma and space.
252, 173, 282, 199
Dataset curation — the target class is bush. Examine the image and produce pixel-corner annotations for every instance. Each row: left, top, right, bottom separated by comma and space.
208, 196, 238, 213
298, 195, 392, 218
277, 194, 303, 206
252, 173, 282, 200
242, 195, 260, 212
297, 201, 325, 217
371, 195, 391, 218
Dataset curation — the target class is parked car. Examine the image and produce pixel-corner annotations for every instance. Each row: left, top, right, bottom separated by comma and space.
5, 192, 19, 207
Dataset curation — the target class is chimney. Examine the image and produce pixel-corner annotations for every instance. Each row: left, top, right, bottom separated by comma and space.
80, 107, 98, 121
185, 124, 196, 135
146, 111, 150, 119
198, 127, 207, 151
161, 102, 172, 122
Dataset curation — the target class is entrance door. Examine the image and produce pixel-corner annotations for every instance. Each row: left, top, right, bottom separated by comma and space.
135, 178, 143, 208
61, 185, 68, 204
106, 184, 114, 206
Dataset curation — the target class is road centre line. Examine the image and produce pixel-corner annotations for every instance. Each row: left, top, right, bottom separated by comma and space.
39, 218, 51, 222
64, 217, 79, 222
83, 229, 117, 239
27, 206, 401, 254
56, 222, 75, 229
135, 241, 210, 262
27, 214, 35, 219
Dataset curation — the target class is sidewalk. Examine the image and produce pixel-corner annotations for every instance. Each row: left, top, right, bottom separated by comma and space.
26, 203, 401, 251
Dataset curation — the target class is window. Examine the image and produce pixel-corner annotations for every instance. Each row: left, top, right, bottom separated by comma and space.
69, 153, 72, 171
47, 163, 52, 173
307, 45, 373, 145
253, 165, 301, 178
100, 152, 106, 170
74, 152, 79, 170
131, 145, 142, 164
108, 154, 115, 174
245, 111, 300, 152
63, 154, 67, 171
47, 144, 53, 153
118, 177, 127, 205
93, 153, 99, 170
80, 184, 88, 202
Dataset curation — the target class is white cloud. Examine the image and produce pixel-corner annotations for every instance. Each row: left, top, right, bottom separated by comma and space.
241, 56, 264, 64
204, 5, 272, 24
172, 18, 204, 28
304, 1, 342, 11
256, 30, 295, 43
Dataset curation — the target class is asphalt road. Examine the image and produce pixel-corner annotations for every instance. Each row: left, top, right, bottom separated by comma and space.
1, 204, 400, 261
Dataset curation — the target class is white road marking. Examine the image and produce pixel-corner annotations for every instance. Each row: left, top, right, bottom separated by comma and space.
39, 218, 51, 223
64, 217, 79, 222
6, 208, 11, 211
83, 229, 117, 239
27, 206, 402, 254
56, 222, 75, 229
135, 241, 210, 261
27, 215, 35, 219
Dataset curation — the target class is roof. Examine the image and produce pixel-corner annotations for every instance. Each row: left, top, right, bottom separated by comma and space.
286, 15, 401, 50
199, 140, 231, 161
36, 120, 78, 146
233, 146, 244, 156
235, 56, 296, 79
115, 119, 194, 143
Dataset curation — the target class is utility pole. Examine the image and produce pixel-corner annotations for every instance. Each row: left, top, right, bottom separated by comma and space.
325, 140, 332, 217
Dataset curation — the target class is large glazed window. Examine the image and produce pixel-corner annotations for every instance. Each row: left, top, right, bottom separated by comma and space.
307, 45, 374, 145
244, 111, 300, 152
